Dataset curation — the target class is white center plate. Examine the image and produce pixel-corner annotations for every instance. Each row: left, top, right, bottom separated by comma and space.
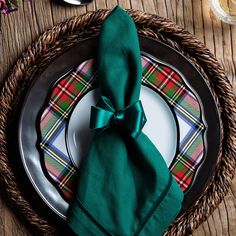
66, 86, 178, 168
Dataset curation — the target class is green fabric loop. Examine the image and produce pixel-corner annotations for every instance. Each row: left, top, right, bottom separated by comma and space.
90, 96, 147, 138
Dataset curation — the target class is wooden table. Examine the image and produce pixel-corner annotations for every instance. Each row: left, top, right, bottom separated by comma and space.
0, 0, 235, 235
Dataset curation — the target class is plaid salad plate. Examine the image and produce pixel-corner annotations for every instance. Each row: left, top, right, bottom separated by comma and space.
39, 54, 205, 201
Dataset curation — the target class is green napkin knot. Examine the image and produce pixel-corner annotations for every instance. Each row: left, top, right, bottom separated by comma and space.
90, 96, 146, 138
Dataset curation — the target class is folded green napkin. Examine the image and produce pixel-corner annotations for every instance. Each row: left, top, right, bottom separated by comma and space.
68, 6, 183, 236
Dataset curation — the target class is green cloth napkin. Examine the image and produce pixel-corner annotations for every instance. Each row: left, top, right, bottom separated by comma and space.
68, 6, 184, 236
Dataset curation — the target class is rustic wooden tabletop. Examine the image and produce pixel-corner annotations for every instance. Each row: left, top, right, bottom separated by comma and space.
0, 0, 235, 235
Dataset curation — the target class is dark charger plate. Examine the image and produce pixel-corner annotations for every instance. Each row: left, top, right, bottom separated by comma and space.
18, 36, 221, 219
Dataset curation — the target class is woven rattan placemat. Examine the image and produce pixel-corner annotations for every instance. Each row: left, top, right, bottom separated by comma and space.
0, 9, 235, 236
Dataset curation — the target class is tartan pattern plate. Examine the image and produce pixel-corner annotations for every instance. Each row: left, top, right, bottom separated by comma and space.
40, 55, 205, 201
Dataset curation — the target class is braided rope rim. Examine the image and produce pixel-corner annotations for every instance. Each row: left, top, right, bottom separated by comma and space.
0, 9, 235, 236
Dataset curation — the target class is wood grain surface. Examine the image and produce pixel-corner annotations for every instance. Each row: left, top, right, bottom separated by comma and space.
0, 0, 235, 235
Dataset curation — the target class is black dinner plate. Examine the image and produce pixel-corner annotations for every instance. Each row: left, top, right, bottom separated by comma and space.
18, 36, 221, 219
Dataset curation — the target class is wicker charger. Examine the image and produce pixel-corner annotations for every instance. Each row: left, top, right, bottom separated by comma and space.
0, 9, 236, 236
